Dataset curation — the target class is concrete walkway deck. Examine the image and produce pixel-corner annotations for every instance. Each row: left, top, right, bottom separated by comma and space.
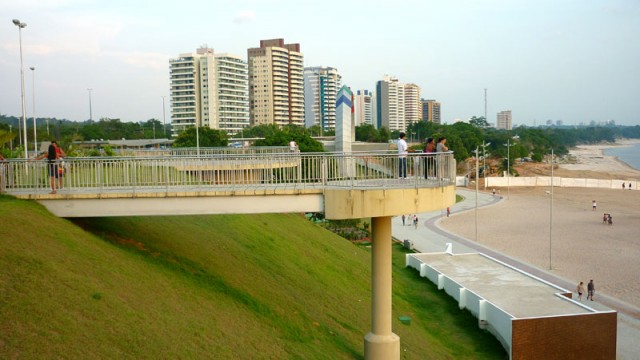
393, 188, 640, 359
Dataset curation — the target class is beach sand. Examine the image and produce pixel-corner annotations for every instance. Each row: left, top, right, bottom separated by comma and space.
442, 142, 640, 308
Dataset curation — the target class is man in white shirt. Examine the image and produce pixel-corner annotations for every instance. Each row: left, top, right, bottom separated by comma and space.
289, 139, 298, 152
397, 132, 408, 178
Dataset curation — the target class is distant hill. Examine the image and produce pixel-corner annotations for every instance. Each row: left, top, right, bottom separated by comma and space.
0, 195, 504, 359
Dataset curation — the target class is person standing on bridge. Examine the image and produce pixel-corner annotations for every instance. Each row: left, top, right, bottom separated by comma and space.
289, 139, 298, 153
397, 132, 408, 179
34, 140, 61, 194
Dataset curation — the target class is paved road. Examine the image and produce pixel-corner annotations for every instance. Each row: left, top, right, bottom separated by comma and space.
393, 187, 640, 359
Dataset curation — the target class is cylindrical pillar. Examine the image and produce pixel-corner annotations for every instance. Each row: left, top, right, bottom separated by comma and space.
364, 216, 400, 360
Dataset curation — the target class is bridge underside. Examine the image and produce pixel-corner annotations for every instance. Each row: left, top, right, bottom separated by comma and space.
36, 191, 324, 217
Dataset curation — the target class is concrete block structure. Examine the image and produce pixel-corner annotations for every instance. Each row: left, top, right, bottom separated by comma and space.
406, 252, 617, 359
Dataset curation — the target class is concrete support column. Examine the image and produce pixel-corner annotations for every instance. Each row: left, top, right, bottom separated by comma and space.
364, 216, 400, 360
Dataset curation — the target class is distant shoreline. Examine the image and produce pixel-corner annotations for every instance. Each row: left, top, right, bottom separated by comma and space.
559, 139, 640, 179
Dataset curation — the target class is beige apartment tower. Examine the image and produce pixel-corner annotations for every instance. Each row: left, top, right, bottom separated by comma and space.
496, 110, 512, 130
403, 83, 421, 127
169, 47, 249, 137
421, 99, 441, 124
248, 39, 304, 127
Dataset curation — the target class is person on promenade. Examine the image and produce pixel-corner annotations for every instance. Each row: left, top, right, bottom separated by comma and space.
608, 215, 613, 225
435, 137, 448, 179
401, 214, 406, 226
492, 188, 496, 196
413, 215, 419, 229
55, 143, 67, 189
0, 154, 6, 193
587, 280, 595, 301
436, 137, 448, 153
288, 139, 298, 153
622, 182, 625, 190
447, 207, 451, 217
592, 200, 597, 211
576, 281, 585, 301
397, 132, 408, 179
34, 141, 61, 194
424, 137, 436, 179
629, 183, 632, 190
603, 213, 608, 224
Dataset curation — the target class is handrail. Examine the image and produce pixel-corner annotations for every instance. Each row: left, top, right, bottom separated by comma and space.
0, 152, 456, 195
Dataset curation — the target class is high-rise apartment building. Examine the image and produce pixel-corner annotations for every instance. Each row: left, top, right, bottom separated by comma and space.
304, 66, 341, 131
169, 47, 249, 137
421, 99, 441, 124
247, 39, 304, 127
403, 83, 421, 127
496, 110, 512, 130
376, 75, 405, 131
355, 90, 374, 126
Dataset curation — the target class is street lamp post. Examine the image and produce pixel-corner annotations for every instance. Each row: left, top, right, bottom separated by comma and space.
161, 96, 167, 137
549, 148, 554, 270
12, 19, 28, 159
481, 141, 491, 190
87, 88, 93, 121
9, 125, 13, 150
30, 67, 37, 153
503, 138, 516, 199
474, 147, 480, 242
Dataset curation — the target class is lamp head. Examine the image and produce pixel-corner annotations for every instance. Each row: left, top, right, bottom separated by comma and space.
12, 19, 20, 25
30, 67, 35, 71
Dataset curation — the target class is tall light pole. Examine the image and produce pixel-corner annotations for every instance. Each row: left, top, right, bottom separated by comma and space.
481, 141, 491, 190
503, 138, 516, 199
549, 148, 554, 270
161, 96, 167, 137
9, 125, 13, 150
30, 67, 37, 153
13, 19, 28, 159
87, 88, 93, 121
474, 147, 480, 242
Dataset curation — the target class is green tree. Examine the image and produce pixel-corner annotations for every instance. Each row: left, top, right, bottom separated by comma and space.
255, 125, 323, 152
469, 116, 489, 128
173, 127, 228, 147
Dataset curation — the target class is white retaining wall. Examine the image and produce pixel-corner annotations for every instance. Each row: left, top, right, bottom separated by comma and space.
486, 177, 638, 190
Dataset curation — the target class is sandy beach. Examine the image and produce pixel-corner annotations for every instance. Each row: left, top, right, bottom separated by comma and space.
442, 141, 640, 308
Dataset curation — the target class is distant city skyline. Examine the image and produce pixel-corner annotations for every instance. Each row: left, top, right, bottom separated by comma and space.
2, 0, 639, 126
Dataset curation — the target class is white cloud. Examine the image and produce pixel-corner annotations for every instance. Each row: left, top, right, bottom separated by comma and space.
233, 10, 256, 23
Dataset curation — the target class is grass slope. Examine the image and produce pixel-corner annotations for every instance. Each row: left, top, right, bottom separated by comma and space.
0, 195, 504, 359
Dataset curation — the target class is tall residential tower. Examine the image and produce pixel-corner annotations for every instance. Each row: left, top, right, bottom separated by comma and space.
421, 99, 441, 124
303, 66, 341, 131
169, 47, 249, 137
247, 39, 304, 127
496, 110, 512, 130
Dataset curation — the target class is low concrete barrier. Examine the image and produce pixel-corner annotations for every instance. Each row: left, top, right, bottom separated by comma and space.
487, 177, 637, 190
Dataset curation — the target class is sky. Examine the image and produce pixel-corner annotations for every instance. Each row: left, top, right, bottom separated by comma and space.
2, 0, 639, 127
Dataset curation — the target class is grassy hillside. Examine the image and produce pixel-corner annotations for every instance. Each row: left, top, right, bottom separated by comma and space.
0, 195, 504, 359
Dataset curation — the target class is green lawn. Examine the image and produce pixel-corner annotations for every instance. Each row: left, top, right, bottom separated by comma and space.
0, 195, 504, 359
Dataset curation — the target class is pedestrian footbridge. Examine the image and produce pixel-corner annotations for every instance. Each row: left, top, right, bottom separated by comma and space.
0, 149, 457, 360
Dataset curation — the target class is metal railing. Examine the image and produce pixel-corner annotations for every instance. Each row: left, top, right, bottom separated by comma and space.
0, 152, 455, 195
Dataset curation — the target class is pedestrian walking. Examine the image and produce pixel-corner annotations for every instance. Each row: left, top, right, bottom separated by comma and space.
492, 188, 496, 196
587, 280, 595, 301
622, 182, 626, 190
446, 207, 451, 217
592, 200, 597, 211
401, 214, 406, 226
576, 282, 585, 301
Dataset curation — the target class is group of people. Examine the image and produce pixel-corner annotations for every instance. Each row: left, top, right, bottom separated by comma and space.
397, 132, 449, 179
621, 182, 632, 190
33, 140, 66, 194
603, 213, 613, 225
576, 280, 596, 301
401, 214, 420, 229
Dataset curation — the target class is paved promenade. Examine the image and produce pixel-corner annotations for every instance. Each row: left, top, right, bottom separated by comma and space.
392, 188, 640, 359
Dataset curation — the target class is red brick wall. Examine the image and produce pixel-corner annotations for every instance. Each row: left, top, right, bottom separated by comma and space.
511, 312, 616, 359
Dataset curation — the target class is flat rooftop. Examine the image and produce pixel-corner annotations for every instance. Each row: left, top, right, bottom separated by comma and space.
412, 253, 594, 318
